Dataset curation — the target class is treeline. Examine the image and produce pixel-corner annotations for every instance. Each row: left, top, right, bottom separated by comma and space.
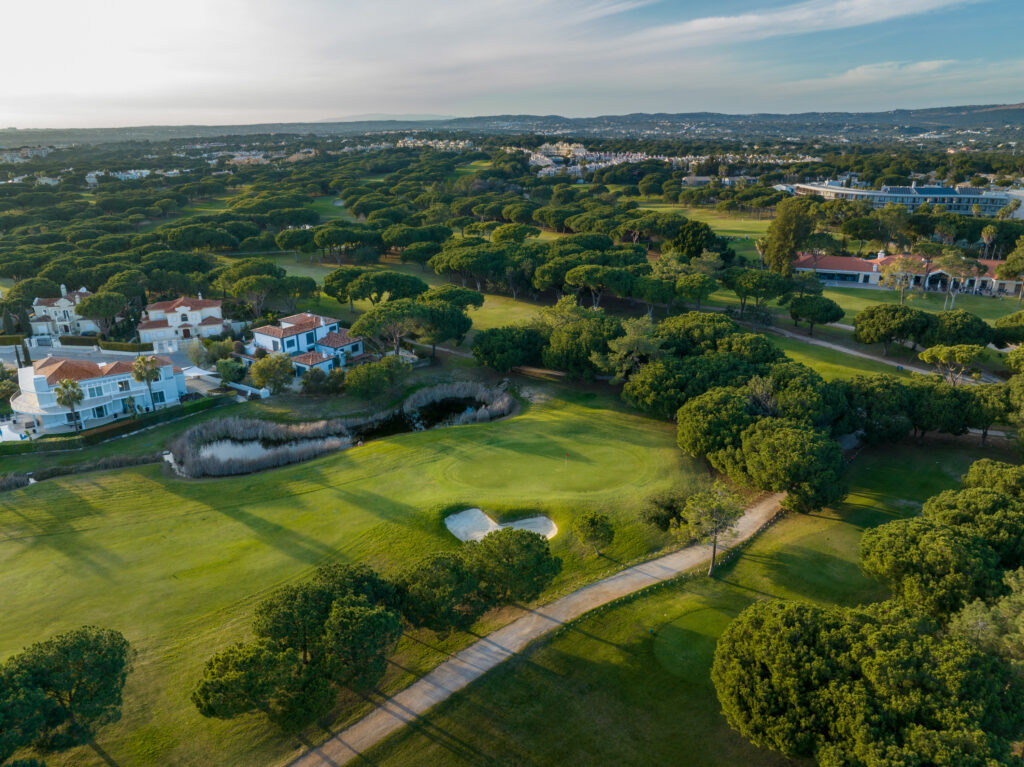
475, 305, 1021, 513
713, 458, 1024, 766
194, 530, 560, 730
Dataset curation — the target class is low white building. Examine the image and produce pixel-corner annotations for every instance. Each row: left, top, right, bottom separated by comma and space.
138, 296, 232, 348
30, 286, 100, 336
792, 252, 1024, 295
11, 355, 186, 434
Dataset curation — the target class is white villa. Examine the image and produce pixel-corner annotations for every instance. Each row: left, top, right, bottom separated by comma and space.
29, 286, 100, 336
247, 312, 367, 376
10, 355, 186, 434
138, 295, 232, 349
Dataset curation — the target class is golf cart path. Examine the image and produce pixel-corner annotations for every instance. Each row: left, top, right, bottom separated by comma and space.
288, 493, 784, 767
768, 325, 936, 375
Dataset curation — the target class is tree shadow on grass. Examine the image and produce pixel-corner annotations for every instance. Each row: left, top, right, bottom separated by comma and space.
2, 482, 127, 579
152, 482, 338, 565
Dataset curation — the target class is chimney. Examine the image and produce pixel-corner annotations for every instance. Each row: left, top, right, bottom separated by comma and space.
60, 284, 67, 297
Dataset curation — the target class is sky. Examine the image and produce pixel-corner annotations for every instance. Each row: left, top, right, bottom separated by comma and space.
2, 0, 1022, 128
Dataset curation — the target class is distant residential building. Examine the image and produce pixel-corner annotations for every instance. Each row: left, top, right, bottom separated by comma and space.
30, 286, 99, 336
11, 355, 186, 434
792, 181, 1009, 216
110, 169, 151, 181
138, 295, 231, 347
246, 313, 366, 376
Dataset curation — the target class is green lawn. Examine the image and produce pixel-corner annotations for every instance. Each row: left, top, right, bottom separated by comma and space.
365, 440, 1015, 767
308, 195, 356, 222
821, 286, 1021, 325
765, 332, 910, 380
0, 387, 706, 767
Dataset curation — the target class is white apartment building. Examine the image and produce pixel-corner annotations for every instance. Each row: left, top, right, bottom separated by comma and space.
30, 286, 100, 336
11, 356, 186, 434
138, 296, 232, 349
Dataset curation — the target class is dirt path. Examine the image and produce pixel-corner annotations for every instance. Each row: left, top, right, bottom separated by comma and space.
288, 493, 784, 767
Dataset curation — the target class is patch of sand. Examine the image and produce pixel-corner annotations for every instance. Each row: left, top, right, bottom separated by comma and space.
445, 508, 558, 542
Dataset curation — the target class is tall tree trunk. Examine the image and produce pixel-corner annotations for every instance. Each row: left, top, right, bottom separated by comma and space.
708, 533, 718, 576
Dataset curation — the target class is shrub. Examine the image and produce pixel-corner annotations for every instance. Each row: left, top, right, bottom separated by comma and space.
98, 340, 154, 353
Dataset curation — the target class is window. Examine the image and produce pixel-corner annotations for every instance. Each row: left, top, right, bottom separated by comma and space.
152, 391, 166, 405
87, 385, 103, 398
305, 331, 315, 345
93, 405, 105, 419
65, 411, 80, 423
181, 313, 188, 322
285, 338, 296, 349
272, 340, 279, 351
118, 379, 131, 392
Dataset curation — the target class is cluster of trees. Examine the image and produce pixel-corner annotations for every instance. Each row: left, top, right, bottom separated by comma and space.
853, 303, 998, 354
323, 269, 482, 358
712, 459, 1024, 766
2, 626, 132, 765
194, 528, 560, 729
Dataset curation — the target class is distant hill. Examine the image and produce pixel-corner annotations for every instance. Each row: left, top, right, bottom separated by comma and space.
317, 113, 456, 122
3, 103, 1023, 147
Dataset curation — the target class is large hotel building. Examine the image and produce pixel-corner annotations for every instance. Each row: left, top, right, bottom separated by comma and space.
792, 181, 1015, 217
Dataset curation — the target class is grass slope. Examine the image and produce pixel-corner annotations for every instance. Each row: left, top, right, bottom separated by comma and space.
0, 389, 705, 767
822, 286, 1021, 324
365, 441, 1015, 767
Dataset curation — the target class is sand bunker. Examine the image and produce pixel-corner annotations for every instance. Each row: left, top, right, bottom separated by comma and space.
445, 508, 557, 542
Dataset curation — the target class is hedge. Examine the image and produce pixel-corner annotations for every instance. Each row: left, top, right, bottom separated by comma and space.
99, 340, 154, 353
0, 395, 234, 454
58, 335, 96, 347
0, 335, 24, 345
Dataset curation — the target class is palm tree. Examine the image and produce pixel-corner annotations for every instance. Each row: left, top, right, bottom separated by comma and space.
131, 355, 161, 412
54, 378, 84, 432
981, 225, 997, 259
754, 237, 767, 268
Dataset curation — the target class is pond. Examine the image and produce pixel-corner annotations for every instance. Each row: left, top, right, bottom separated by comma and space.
197, 438, 346, 462
356, 397, 485, 441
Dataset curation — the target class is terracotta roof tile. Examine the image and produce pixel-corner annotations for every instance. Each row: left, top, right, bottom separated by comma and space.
292, 351, 333, 366
316, 330, 361, 348
32, 357, 103, 385
146, 296, 222, 312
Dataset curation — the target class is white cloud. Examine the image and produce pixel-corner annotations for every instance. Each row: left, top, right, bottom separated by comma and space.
624, 0, 979, 50
0, 0, 1004, 127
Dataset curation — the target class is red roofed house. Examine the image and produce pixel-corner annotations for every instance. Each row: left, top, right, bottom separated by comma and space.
792, 252, 1023, 296
11, 355, 186, 434
29, 285, 100, 336
138, 295, 231, 349
247, 313, 364, 376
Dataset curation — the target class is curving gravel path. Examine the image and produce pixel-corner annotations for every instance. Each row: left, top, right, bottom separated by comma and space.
288, 493, 784, 767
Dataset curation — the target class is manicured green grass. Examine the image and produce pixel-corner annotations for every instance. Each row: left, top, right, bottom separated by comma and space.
365, 441, 1015, 767
821, 287, 1021, 325
308, 196, 356, 222
765, 332, 910, 380
0, 387, 706, 767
